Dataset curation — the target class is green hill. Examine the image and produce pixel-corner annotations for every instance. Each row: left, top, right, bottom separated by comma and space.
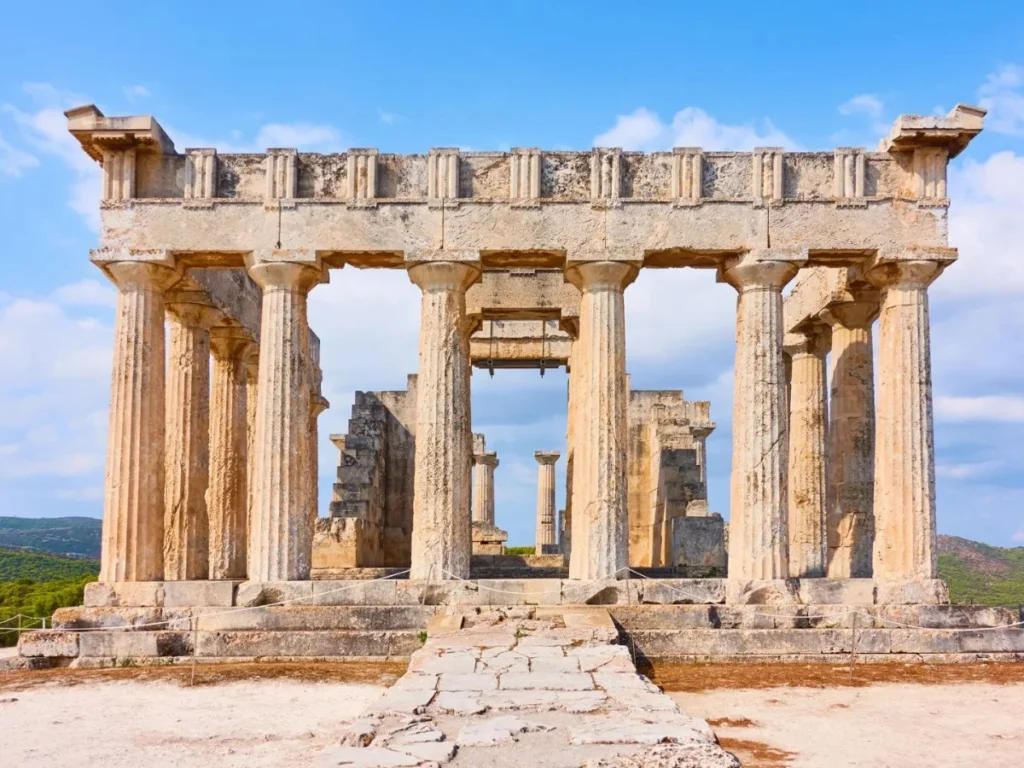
937, 535, 1024, 607
0, 516, 102, 559
0, 548, 99, 647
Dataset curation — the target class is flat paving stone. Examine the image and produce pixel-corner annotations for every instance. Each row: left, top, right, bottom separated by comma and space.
457, 715, 552, 746
529, 656, 581, 673
438, 672, 497, 691
499, 672, 595, 691
409, 652, 477, 674
569, 717, 711, 746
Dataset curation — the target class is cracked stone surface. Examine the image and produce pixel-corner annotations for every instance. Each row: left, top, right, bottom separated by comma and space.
319, 607, 738, 767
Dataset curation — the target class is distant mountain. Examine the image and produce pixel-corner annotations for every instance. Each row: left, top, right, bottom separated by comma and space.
0, 517, 102, 560
937, 535, 1024, 607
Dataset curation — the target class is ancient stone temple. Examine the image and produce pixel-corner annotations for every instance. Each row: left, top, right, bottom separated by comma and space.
21, 102, 1024, 672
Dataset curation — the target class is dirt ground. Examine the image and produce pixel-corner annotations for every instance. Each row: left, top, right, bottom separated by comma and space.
2, 663, 1023, 767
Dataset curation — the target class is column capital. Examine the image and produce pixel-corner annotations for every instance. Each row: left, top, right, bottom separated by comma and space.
866, 259, 946, 291
408, 261, 481, 292
247, 261, 324, 293
564, 261, 638, 292
106, 261, 181, 292
784, 323, 831, 359
473, 452, 499, 468
719, 252, 800, 292
534, 451, 561, 465
167, 291, 224, 329
210, 326, 254, 360
311, 394, 330, 418
819, 295, 879, 330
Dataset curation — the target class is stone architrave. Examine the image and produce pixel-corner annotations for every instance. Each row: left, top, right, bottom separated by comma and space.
164, 294, 221, 581
785, 325, 829, 578
868, 260, 944, 580
822, 298, 877, 578
472, 452, 499, 524
208, 327, 252, 580
247, 260, 322, 582
100, 261, 180, 582
408, 261, 480, 580
722, 254, 799, 580
566, 261, 637, 580
534, 451, 560, 554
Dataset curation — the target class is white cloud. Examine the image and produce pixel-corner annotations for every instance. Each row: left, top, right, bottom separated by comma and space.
594, 106, 795, 151
122, 85, 150, 101
0, 131, 38, 177
936, 461, 1002, 479
838, 94, 884, 120
50, 279, 116, 308
935, 395, 1024, 423
978, 64, 1024, 136
379, 111, 403, 125
1013, 529, 1024, 543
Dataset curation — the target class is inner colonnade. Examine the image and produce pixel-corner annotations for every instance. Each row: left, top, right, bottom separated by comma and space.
67, 102, 986, 592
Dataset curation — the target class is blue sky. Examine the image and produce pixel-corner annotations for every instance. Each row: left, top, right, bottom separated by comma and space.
1, 1, 1023, 548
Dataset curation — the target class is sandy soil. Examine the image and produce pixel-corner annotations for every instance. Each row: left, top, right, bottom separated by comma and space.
672, 682, 1024, 767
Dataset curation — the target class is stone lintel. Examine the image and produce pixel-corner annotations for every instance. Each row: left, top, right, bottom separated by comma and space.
879, 104, 986, 158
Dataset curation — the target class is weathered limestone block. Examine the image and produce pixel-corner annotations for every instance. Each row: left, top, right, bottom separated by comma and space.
725, 579, 801, 605
164, 295, 220, 581
534, 451, 560, 554
796, 578, 876, 605
409, 261, 479, 580
567, 262, 637, 580
822, 298, 877, 578
18, 631, 80, 658
722, 253, 799, 580
101, 261, 180, 582
208, 327, 252, 580
247, 259, 322, 581
471, 521, 508, 555
671, 515, 727, 572
785, 325, 829, 578
868, 260, 944, 580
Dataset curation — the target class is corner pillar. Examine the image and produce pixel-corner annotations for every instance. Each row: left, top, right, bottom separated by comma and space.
100, 261, 180, 582
565, 261, 637, 580
247, 260, 323, 581
164, 294, 222, 581
208, 327, 253, 580
868, 260, 944, 580
408, 261, 480, 580
785, 325, 830, 578
721, 254, 799, 580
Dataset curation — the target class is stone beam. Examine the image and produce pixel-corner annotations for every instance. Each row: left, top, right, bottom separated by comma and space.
469, 320, 572, 368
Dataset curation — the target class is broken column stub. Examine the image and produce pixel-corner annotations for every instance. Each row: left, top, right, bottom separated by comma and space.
409, 261, 480, 580
247, 258, 322, 581
566, 261, 637, 580
721, 252, 800, 580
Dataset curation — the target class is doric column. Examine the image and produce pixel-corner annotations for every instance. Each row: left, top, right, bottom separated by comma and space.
822, 299, 877, 578
100, 261, 179, 582
565, 261, 637, 580
245, 351, 259, 554
534, 452, 560, 554
785, 325, 830, 578
208, 327, 252, 580
164, 293, 221, 581
247, 261, 322, 581
721, 254, 799, 580
472, 452, 499, 524
308, 394, 330, 524
564, 338, 579, 569
868, 260, 943, 580
408, 261, 480, 580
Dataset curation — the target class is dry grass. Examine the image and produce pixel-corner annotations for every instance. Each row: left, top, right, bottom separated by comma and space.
643, 661, 1024, 692
0, 660, 406, 693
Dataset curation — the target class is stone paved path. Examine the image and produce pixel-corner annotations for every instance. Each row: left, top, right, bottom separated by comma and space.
316, 607, 739, 767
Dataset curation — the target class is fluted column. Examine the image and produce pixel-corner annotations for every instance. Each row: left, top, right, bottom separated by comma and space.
208, 327, 252, 580
822, 299, 877, 578
868, 261, 943, 580
100, 261, 179, 582
408, 261, 480, 580
534, 452, 560, 554
247, 261, 322, 581
472, 452, 499, 524
164, 295, 221, 580
245, 352, 259, 556
785, 326, 830, 578
308, 394, 329, 524
722, 255, 799, 580
566, 261, 636, 580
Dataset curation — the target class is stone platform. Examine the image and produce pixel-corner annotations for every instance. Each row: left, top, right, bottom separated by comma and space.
11, 578, 1024, 669
316, 608, 740, 767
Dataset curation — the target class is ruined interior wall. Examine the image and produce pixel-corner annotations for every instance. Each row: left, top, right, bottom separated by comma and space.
377, 375, 417, 567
